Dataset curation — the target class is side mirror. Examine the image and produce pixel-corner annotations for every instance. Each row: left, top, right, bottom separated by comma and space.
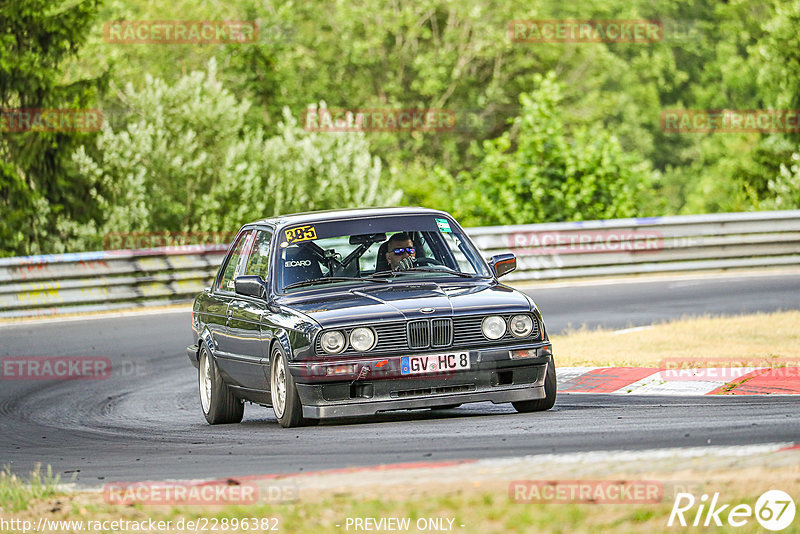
488, 253, 516, 278
234, 275, 267, 299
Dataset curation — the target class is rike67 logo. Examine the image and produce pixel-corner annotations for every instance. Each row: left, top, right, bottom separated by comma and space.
668, 490, 796, 531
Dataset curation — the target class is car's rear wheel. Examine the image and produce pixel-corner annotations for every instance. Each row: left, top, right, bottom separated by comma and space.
512, 356, 557, 413
198, 345, 244, 424
270, 345, 307, 428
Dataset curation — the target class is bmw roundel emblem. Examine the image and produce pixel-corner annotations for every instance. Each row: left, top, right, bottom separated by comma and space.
420, 307, 435, 314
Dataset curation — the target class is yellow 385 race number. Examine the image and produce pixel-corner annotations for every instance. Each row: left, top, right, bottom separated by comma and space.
285, 225, 317, 244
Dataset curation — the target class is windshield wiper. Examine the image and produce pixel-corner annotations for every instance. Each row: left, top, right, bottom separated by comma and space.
370, 268, 480, 279
369, 270, 397, 278
411, 267, 479, 278
283, 276, 388, 291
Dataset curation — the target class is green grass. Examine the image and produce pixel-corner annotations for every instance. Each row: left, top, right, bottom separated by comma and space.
3, 472, 800, 533
0, 465, 61, 512
551, 310, 800, 367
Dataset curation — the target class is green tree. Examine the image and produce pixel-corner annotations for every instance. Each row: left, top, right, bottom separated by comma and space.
0, 0, 104, 256
223, 0, 672, 191
762, 153, 800, 209
661, 0, 799, 213
443, 73, 654, 226
73, 60, 255, 237
82, 0, 778, 222
199, 104, 400, 231
745, 0, 800, 209
73, 63, 399, 245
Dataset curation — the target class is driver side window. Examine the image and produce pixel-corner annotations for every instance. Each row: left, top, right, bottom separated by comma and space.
216, 230, 253, 292
244, 230, 273, 280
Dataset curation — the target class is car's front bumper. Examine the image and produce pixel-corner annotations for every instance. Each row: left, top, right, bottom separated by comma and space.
290, 344, 550, 419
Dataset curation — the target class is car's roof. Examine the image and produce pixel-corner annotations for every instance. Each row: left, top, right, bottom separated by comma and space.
246, 206, 451, 228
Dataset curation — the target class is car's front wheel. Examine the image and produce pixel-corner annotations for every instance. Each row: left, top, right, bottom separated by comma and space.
270, 345, 308, 428
198, 345, 244, 424
512, 356, 557, 413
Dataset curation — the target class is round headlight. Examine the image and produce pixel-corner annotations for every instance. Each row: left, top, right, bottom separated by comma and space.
482, 316, 506, 340
510, 314, 534, 337
320, 330, 346, 354
349, 327, 376, 352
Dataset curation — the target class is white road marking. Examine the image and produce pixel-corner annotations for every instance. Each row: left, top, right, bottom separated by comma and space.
612, 325, 654, 335
556, 367, 601, 383
485, 442, 796, 466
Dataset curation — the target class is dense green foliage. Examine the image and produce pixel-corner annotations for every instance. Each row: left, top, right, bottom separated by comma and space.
439, 73, 653, 226
1, 0, 104, 255
1, 0, 799, 255
71, 62, 396, 251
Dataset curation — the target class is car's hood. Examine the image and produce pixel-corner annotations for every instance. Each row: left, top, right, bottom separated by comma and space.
276, 281, 532, 328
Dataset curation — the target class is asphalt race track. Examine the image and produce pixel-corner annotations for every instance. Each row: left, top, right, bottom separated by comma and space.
1, 272, 799, 486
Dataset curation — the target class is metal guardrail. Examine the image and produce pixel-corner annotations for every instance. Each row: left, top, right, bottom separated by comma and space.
0, 246, 228, 318
1, 210, 799, 318
469, 209, 800, 281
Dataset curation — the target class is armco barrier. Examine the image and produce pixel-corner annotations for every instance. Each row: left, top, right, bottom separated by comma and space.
469, 210, 800, 281
0, 246, 228, 318
1, 210, 799, 318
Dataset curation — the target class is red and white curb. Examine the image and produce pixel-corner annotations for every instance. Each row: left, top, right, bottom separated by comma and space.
557, 367, 800, 395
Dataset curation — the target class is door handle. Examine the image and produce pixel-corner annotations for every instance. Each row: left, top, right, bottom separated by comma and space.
228, 302, 245, 316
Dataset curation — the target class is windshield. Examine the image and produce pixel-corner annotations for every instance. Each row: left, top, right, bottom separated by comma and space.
276, 214, 491, 292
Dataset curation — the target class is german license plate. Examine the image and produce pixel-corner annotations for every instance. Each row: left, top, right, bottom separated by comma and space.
401, 352, 470, 375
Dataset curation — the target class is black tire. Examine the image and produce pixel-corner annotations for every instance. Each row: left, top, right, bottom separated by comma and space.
435, 404, 462, 410
270, 345, 307, 428
198, 345, 244, 424
512, 356, 557, 413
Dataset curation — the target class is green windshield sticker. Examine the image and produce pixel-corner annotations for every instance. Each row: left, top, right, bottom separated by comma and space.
435, 218, 452, 233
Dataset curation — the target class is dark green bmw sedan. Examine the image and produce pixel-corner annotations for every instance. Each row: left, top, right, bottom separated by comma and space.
187, 207, 555, 427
